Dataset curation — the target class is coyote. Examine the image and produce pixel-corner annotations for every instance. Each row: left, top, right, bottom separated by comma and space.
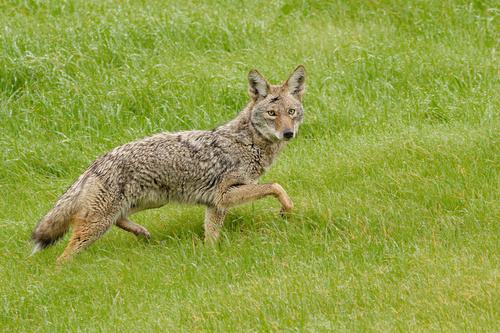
31, 66, 306, 264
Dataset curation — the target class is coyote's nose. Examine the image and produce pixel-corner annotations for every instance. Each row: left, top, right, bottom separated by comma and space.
283, 130, 294, 140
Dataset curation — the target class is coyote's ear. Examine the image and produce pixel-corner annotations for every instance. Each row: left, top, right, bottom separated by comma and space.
284, 65, 306, 101
248, 69, 271, 100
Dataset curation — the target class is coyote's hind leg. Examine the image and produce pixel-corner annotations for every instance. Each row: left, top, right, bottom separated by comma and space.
56, 214, 114, 265
116, 218, 151, 239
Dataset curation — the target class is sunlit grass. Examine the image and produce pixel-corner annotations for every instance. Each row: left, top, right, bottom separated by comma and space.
1, 0, 500, 331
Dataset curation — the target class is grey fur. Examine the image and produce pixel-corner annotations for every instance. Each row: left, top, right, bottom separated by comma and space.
31, 65, 306, 264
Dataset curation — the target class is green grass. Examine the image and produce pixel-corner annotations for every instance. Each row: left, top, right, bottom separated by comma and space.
1, 0, 500, 331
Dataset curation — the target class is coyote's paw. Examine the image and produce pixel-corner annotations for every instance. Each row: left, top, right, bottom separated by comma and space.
271, 183, 293, 218
279, 201, 293, 218
55, 254, 74, 266
279, 208, 292, 218
134, 227, 151, 239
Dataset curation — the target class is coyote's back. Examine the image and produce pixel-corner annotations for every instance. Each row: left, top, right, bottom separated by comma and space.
32, 65, 306, 264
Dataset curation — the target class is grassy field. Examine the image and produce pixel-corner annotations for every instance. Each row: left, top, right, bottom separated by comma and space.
1, 0, 500, 331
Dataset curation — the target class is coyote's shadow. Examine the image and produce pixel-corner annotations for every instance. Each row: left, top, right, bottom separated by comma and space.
146, 210, 282, 245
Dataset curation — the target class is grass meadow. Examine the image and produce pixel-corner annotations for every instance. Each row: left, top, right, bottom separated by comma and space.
1, 0, 500, 331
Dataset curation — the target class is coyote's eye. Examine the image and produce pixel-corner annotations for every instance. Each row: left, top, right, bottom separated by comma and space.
288, 109, 296, 115
267, 110, 276, 117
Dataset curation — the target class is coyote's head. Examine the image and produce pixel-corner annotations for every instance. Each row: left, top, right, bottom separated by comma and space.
248, 66, 306, 142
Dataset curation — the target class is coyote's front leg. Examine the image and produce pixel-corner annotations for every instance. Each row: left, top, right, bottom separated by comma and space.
221, 183, 293, 213
205, 183, 293, 244
204, 206, 227, 244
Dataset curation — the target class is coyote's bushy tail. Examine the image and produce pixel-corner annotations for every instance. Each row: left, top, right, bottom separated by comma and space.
31, 181, 83, 253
